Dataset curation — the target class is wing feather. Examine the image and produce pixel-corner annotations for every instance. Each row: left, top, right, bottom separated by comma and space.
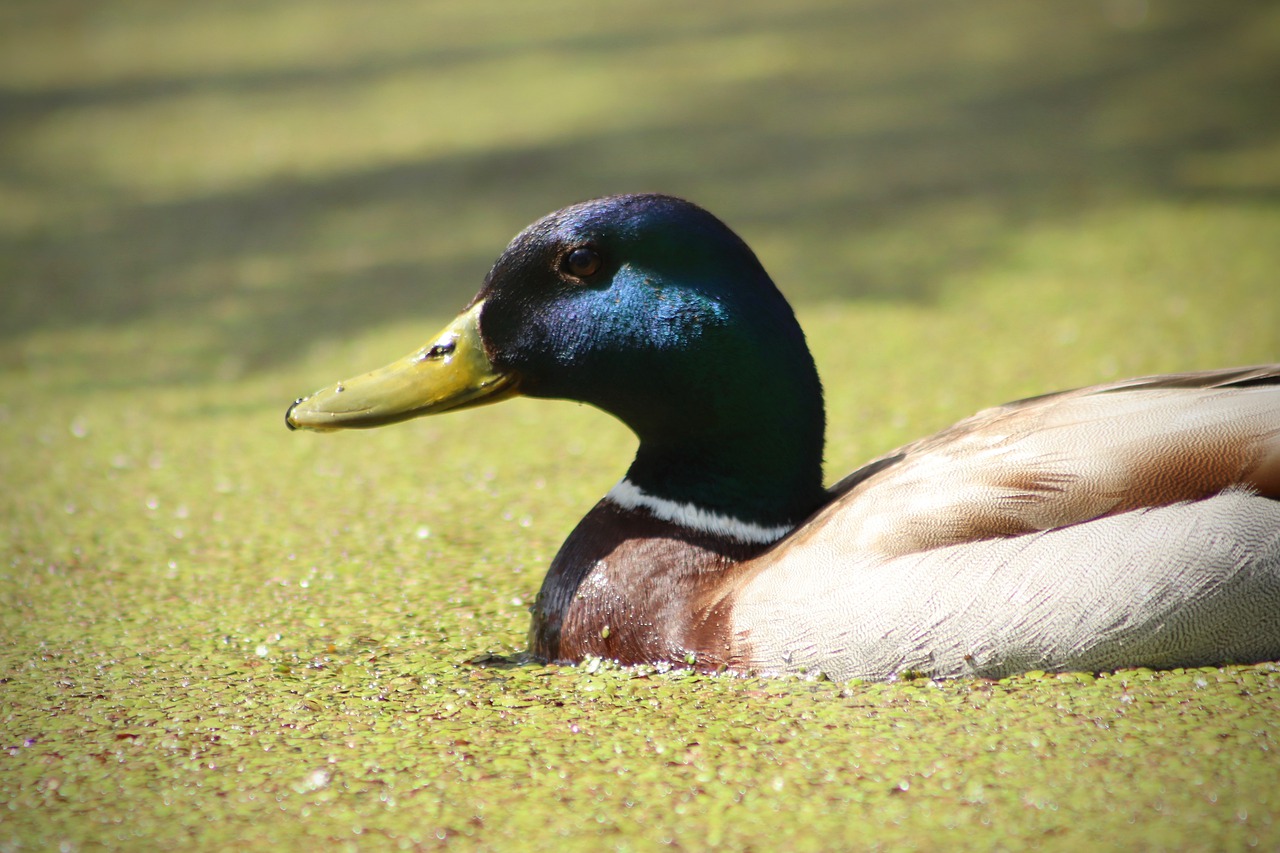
814, 365, 1280, 558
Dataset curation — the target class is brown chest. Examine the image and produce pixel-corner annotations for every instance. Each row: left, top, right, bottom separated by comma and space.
527, 501, 764, 668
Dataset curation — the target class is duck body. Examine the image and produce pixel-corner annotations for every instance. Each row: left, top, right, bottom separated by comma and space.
288, 194, 1280, 680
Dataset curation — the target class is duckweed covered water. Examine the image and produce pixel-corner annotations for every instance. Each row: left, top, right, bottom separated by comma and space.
4, 1, 1280, 849
5, 631, 1280, 849
6, 276, 1279, 849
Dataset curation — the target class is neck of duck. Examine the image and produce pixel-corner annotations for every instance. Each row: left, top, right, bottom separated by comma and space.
529, 358, 828, 667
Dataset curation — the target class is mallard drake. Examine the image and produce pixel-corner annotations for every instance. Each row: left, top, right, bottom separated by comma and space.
287, 194, 1280, 680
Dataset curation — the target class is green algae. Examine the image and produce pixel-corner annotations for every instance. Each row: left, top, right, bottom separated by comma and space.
5, 643, 1280, 849
4, 1, 1280, 850
6, 259, 1279, 853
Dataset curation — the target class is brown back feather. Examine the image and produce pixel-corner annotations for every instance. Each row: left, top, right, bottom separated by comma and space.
819, 365, 1280, 558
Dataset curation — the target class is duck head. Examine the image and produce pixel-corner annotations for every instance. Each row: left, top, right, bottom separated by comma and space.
288, 194, 827, 529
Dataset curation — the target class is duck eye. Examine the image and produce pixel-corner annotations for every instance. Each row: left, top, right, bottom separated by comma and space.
562, 246, 602, 280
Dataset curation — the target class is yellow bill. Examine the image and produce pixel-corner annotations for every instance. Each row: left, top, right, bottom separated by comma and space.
286, 301, 518, 431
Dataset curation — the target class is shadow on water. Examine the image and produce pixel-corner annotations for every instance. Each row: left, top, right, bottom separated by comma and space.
2, 1, 1277, 381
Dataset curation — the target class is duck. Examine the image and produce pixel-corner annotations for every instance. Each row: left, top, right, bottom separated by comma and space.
286, 194, 1280, 681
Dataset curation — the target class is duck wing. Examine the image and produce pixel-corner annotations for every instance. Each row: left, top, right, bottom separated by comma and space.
814, 365, 1280, 558
732, 491, 1280, 679
726, 366, 1280, 679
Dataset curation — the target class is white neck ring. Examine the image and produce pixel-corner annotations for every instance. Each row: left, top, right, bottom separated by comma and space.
605, 478, 793, 545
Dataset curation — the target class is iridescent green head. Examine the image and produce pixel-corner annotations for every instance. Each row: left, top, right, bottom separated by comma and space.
289, 194, 827, 528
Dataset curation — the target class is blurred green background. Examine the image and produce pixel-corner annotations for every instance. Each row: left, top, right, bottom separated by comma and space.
3, 1, 1280, 850
5, 0, 1278, 368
